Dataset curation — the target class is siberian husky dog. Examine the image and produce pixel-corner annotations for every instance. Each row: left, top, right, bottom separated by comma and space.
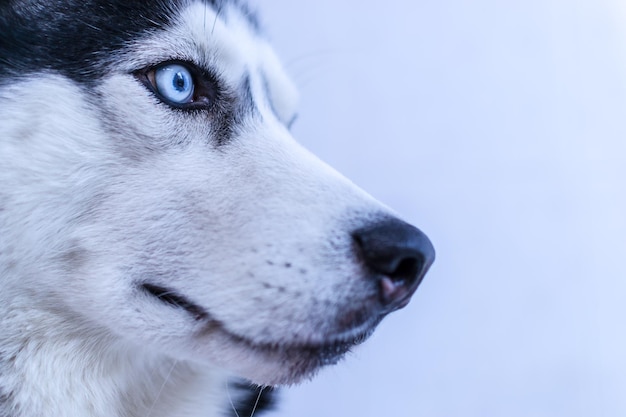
0, 0, 435, 416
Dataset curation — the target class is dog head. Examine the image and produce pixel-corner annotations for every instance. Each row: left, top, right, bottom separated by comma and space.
0, 0, 434, 385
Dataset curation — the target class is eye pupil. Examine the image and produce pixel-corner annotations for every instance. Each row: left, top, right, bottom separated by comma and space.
173, 73, 186, 91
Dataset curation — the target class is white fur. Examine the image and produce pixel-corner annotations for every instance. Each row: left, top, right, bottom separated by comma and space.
0, 2, 399, 416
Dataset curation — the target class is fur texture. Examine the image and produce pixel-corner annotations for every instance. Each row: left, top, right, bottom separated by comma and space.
0, 1, 434, 416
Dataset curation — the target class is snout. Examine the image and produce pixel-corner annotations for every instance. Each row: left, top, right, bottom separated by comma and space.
353, 218, 435, 313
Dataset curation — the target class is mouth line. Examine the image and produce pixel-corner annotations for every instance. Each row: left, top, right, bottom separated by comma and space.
140, 282, 380, 366
141, 282, 209, 321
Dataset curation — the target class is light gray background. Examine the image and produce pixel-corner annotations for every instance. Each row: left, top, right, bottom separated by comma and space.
252, 1, 626, 416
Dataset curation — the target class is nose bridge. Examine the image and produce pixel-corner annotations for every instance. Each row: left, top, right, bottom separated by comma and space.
247, 127, 386, 213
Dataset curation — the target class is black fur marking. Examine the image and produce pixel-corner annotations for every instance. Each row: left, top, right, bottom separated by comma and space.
212, 73, 260, 146
0, 0, 260, 84
226, 380, 279, 417
0, 0, 176, 83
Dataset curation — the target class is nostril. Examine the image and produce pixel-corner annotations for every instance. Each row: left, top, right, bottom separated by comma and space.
392, 256, 423, 285
352, 217, 435, 309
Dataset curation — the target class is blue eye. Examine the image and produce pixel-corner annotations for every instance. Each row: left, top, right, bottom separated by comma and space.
154, 64, 195, 104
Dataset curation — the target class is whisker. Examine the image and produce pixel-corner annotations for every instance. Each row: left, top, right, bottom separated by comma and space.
146, 359, 178, 417
226, 381, 241, 417
212, 5, 222, 35
203, 2, 207, 35
249, 386, 264, 417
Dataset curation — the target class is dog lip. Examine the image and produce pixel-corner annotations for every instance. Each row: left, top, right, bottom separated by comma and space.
139, 281, 375, 354
140, 281, 378, 375
220, 318, 379, 366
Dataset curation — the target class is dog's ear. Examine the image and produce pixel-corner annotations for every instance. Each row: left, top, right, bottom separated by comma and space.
226, 380, 279, 417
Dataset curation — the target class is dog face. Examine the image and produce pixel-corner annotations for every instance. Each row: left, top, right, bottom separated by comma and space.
0, 0, 434, 385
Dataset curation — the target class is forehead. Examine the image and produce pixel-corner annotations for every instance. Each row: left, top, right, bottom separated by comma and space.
123, 2, 271, 85
0, 0, 257, 80
0, 0, 298, 122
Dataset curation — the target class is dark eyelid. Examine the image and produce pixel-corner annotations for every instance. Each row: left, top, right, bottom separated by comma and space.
134, 60, 219, 111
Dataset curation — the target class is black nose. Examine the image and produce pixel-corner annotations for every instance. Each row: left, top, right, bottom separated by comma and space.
353, 218, 435, 311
